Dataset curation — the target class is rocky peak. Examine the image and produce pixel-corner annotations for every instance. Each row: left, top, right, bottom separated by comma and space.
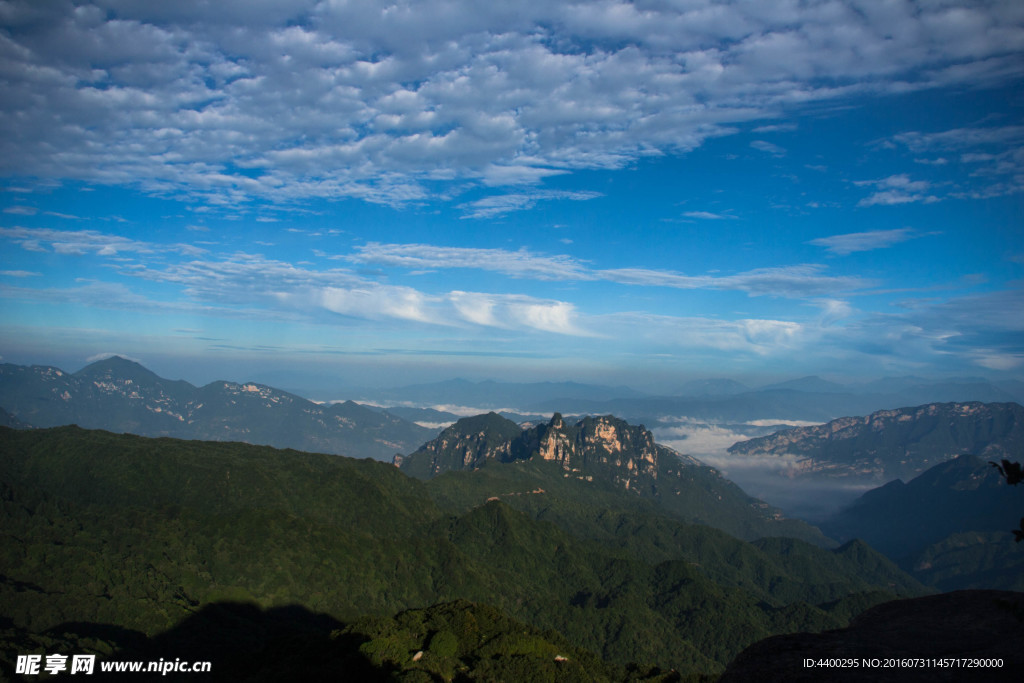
531, 414, 659, 479
401, 412, 662, 489
399, 412, 525, 478
74, 355, 162, 385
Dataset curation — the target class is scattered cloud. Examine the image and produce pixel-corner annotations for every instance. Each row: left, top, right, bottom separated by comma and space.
1, 1, 1020, 207
457, 190, 601, 219
855, 174, 941, 207
352, 242, 871, 298
350, 243, 590, 280
683, 210, 735, 220
600, 264, 871, 298
888, 125, 1024, 200
0, 226, 206, 257
750, 140, 786, 157
809, 228, 919, 255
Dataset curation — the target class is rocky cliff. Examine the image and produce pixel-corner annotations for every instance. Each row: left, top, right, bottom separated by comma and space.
399, 412, 676, 488
399, 411, 832, 545
727, 402, 1024, 482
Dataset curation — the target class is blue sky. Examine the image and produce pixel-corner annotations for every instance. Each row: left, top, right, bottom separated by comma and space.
1, 0, 1022, 393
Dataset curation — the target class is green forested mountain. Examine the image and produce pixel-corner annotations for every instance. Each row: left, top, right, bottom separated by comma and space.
0, 426, 926, 680
401, 412, 832, 545
728, 401, 1024, 482
820, 454, 1024, 591
0, 356, 435, 461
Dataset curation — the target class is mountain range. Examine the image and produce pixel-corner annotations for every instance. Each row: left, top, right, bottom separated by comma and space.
0, 356, 435, 461
819, 454, 1024, 592
2, 356, 1022, 678
354, 374, 1024, 425
398, 411, 830, 545
727, 402, 1024, 482
0, 424, 926, 679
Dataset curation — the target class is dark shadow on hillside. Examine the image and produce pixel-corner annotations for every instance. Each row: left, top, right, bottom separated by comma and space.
719, 590, 1024, 682
38, 602, 391, 682
43, 621, 149, 652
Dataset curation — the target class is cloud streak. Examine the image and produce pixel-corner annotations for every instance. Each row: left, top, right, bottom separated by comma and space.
351, 242, 872, 298
809, 228, 919, 255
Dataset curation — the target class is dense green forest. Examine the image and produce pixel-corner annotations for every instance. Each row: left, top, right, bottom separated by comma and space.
1, 426, 926, 680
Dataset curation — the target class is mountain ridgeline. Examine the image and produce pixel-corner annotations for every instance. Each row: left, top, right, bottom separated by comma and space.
1, 425, 930, 680
0, 356, 435, 461
819, 454, 1024, 591
398, 412, 831, 545
728, 401, 1024, 482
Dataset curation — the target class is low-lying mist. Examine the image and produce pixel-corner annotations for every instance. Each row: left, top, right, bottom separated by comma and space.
652, 418, 877, 524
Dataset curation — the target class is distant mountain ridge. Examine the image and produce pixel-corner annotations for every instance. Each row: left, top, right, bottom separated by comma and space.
727, 401, 1024, 482
0, 356, 436, 460
399, 412, 831, 545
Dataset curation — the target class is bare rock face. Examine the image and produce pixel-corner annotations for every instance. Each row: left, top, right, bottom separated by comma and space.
530, 413, 660, 478
400, 412, 662, 489
719, 590, 1024, 682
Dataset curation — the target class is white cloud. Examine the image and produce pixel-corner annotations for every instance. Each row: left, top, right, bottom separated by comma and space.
683, 210, 735, 220
814, 298, 854, 326
750, 140, 786, 157
457, 190, 601, 219
350, 242, 591, 280
352, 242, 871, 297
886, 125, 1024, 200
0, 1, 1020, 207
855, 174, 940, 207
316, 285, 437, 324
809, 228, 918, 255
450, 291, 590, 336
598, 311, 812, 356
0, 226, 206, 257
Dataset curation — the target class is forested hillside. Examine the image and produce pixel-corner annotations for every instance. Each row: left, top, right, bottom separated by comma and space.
0, 426, 926, 679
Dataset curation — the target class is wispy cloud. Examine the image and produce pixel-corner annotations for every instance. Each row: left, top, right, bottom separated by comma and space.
0, 227, 206, 257
809, 228, 919, 255
457, 190, 601, 219
750, 140, 786, 157
683, 210, 736, 220
887, 125, 1024, 200
855, 174, 940, 207
352, 242, 872, 298
350, 243, 590, 280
